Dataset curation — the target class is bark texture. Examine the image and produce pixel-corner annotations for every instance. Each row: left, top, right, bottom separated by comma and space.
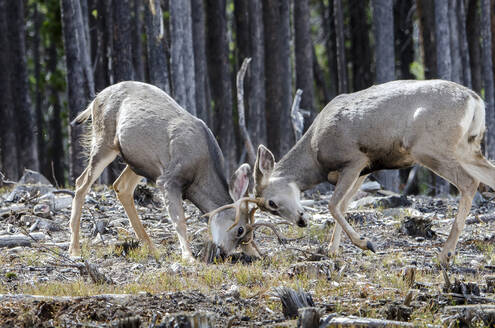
170, 0, 196, 115
191, 0, 209, 124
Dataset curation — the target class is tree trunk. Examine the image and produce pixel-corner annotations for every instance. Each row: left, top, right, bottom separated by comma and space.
263, 0, 293, 159
394, 0, 415, 80
191, 0, 210, 124
350, 0, 373, 91
434, 0, 451, 80
372, 0, 399, 192
294, 0, 315, 117
247, 0, 267, 148
467, 0, 482, 93
33, 2, 46, 176
112, 0, 134, 82
170, 0, 196, 115
481, 0, 495, 158
206, 0, 236, 173
144, 0, 170, 94
417, 0, 437, 79
234, 0, 267, 148
60, 0, 95, 182
449, 0, 462, 84
334, 0, 348, 94
132, 0, 145, 81
457, 0, 471, 88
0, 0, 19, 179
7, 0, 39, 173
321, 0, 338, 99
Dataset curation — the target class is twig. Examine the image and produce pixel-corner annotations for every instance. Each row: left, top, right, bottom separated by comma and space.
285, 246, 329, 260
50, 161, 60, 188
236, 57, 256, 166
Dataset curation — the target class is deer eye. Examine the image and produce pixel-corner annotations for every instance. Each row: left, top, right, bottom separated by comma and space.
237, 226, 244, 237
268, 200, 278, 209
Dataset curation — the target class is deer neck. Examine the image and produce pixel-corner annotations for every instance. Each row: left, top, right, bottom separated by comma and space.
185, 168, 232, 214
272, 130, 326, 192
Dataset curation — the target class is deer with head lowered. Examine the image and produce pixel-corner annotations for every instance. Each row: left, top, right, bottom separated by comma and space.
69, 81, 261, 262
219, 80, 495, 266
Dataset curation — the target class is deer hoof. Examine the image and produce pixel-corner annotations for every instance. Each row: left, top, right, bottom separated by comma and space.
366, 240, 376, 253
437, 251, 452, 267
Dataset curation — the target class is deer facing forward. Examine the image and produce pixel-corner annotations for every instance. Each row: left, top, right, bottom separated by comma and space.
69, 81, 259, 262
249, 79, 494, 265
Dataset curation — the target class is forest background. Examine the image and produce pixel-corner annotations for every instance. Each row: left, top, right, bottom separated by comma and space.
0, 0, 494, 196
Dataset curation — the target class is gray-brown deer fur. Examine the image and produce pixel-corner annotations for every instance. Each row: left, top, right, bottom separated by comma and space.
253, 79, 495, 265
69, 81, 258, 261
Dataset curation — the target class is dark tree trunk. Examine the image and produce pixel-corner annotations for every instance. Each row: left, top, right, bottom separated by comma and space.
263, 0, 293, 159
457, 0, 471, 88
170, 0, 196, 115
333, 0, 348, 94
248, 0, 267, 148
60, 0, 95, 182
373, 0, 395, 83
417, 0, 437, 79
350, 0, 373, 91
321, 0, 338, 99
33, 2, 46, 176
47, 41, 66, 186
434, 0, 451, 80
191, 0, 210, 124
467, 0, 482, 93
112, 0, 134, 82
206, 0, 236, 172
481, 0, 495, 158
449, 0, 462, 83
144, 0, 170, 93
7, 0, 39, 173
394, 0, 415, 80
234, 0, 267, 148
294, 0, 315, 116
132, 0, 145, 81
0, 0, 19, 179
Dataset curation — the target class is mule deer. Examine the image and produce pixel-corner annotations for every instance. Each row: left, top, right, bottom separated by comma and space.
230, 80, 494, 265
69, 81, 259, 261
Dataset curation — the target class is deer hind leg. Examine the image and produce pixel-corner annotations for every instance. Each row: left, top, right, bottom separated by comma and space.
328, 174, 369, 254
113, 166, 157, 256
328, 159, 376, 252
69, 147, 118, 256
460, 154, 495, 190
156, 176, 194, 262
417, 155, 478, 265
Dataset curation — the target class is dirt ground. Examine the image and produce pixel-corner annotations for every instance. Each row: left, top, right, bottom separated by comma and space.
0, 173, 494, 327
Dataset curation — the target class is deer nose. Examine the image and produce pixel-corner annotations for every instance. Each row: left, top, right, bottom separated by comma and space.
297, 211, 308, 227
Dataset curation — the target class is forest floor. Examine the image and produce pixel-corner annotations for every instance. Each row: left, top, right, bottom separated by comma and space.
0, 170, 494, 327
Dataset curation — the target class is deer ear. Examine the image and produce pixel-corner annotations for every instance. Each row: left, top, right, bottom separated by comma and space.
254, 145, 275, 191
229, 163, 251, 201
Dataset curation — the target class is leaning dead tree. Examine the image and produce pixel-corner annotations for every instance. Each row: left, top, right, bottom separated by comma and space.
236, 57, 256, 166
290, 89, 304, 142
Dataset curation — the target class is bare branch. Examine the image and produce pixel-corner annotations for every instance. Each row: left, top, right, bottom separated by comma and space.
236, 57, 256, 166
290, 89, 304, 142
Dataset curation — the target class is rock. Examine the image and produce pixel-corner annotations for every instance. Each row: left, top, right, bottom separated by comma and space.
287, 260, 335, 279
381, 207, 422, 219
6, 170, 55, 202
33, 204, 51, 218
487, 276, 495, 293
349, 194, 411, 210
226, 284, 240, 299
360, 181, 382, 193
39, 193, 73, 211
22, 216, 60, 232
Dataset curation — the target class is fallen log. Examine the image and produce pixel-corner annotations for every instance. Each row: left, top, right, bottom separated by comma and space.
443, 304, 495, 327
0, 232, 47, 248
322, 316, 441, 328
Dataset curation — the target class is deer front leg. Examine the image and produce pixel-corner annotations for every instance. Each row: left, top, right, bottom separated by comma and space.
328, 162, 376, 253
328, 174, 369, 255
157, 179, 195, 262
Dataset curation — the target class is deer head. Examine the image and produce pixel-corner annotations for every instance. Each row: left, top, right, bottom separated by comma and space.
252, 145, 309, 227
